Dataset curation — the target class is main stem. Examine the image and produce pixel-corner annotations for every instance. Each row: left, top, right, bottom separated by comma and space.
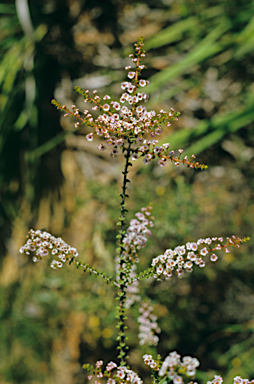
117, 140, 133, 366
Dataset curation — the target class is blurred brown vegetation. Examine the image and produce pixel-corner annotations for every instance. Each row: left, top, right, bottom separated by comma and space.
0, 0, 254, 383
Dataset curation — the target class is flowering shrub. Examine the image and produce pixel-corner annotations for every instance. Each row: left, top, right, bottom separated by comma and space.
20, 37, 251, 384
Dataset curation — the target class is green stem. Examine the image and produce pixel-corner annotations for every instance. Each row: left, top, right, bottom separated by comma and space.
116, 140, 132, 366
68, 257, 118, 287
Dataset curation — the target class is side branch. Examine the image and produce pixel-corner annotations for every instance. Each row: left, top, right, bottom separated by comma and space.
69, 257, 118, 287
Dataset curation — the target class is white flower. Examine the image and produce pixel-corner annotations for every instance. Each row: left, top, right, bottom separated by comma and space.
173, 376, 183, 384
200, 247, 208, 256
210, 253, 218, 262
86, 133, 93, 141
97, 143, 106, 151
121, 82, 128, 89
127, 84, 135, 93
103, 103, 110, 111
128, 71, 135, 79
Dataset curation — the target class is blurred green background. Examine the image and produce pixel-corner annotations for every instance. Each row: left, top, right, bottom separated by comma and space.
0, 0, 254, 383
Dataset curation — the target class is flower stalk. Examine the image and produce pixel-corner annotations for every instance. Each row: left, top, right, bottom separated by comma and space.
116, 139, 133, 365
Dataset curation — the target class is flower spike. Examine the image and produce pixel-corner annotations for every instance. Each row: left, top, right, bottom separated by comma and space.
52, 38, 206, 170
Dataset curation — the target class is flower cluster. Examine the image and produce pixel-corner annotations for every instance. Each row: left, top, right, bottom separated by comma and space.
122, 205, 154, 262
138, 301, 161, 346
143, 351, 199, 383
84, 360, 143, 384
19, 229, 78, 269
143, 354, 160, 370
208, 376, 254, 384
151, 236, 248, 279
52, 37, 206, 170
